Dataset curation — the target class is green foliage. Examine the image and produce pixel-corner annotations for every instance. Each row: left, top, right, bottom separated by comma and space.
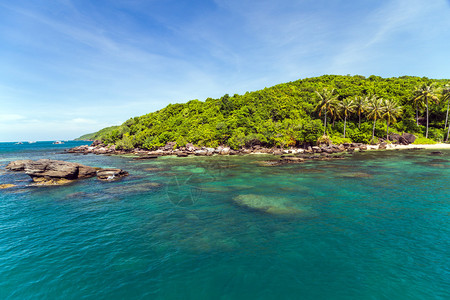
75, 126, 119, 141
317, 135, 332, 145
412, 137, 437, 144
348, 129, 372, 144
331, 136, 352, 144
115, 133, 135, 150
79, 75, 449, 148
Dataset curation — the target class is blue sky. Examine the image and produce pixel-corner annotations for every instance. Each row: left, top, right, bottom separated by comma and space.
1, 0, 450, 142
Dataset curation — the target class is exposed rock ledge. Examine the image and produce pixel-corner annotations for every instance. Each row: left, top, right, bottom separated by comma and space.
5, 159, 128, 185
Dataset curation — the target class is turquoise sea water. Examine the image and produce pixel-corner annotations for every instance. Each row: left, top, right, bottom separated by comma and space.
0, 141, 449, 299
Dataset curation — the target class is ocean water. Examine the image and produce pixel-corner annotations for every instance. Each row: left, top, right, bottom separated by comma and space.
0, 141, 449, 299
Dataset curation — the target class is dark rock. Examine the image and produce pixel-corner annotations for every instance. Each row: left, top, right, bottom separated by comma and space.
430, 151, 443, 155
91, 140, 104, 146
6, 160, 32, 171
25, 159, 80, 179
5, 159, 127, 184
96, 169, 129, 181
388, 133, 401, 143
78, 165, 99, 178
399, 133, 416, 145
379, 142, 387, 150
133, 155, 159, 160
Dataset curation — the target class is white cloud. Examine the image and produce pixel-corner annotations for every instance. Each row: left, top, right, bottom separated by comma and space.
0, 114, 26, 122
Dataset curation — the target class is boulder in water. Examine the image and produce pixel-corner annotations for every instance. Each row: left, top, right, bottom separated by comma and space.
97, 168, 129, 181
5, 159, 128, 185
5, 160, 32, 171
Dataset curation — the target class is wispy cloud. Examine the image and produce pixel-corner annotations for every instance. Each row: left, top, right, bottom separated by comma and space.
328, 0, 450, 75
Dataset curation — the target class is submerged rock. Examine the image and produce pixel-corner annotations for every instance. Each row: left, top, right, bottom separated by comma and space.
133, 155, 159, 160
233, 194, 305, 215
341, 172, 373, 178
104, 182, 161, 193
31, 177, 73, 186
430, 151, 444, 156
0, 184, 16, 189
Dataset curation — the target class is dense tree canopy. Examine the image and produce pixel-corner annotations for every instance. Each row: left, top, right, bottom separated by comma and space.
78, 75, 450, 149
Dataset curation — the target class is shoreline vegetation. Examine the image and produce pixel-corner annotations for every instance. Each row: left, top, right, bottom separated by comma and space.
76, 75, 450, 152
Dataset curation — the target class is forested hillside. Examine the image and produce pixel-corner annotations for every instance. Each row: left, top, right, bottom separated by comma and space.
75, 126, 120, 141
80, 75, 450, 149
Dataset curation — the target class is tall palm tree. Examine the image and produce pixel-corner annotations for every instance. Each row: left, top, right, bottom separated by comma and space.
442, 84, 450, 131
354, 96, 369, 129
315, 88, 339, 135
412, 84, 439, 138
338, 98, 356, 138
382, 99, 402, 140
410, 94, 423, 126
331, 101, 341, 128
367, 96, 385, 140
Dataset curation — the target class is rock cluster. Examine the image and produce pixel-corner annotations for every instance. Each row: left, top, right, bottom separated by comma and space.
388, 133, 416, 145
69, 133, 417, 160
68, 140, 376, 158
5, 159, 128, 185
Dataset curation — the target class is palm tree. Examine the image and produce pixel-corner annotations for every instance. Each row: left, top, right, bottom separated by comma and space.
410, 94, 423, 126
315, 88, 339, 135
338, 98, 356, 138
354, 96, 369, 129
444, 84, 450, 142
331, 101, 341, 128
412, 84, 439, 138
367, 96, 385, 140
382, 99, 402, 140
447, 120, 450, 143
442, 84, 450, 131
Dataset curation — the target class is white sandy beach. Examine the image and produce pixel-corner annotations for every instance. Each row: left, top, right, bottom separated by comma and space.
380, 143, 450, 150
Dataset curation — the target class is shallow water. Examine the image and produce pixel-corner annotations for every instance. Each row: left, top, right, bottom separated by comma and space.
0, 142, 449, 299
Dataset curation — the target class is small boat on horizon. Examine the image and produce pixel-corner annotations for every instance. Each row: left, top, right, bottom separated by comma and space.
15, 142, 23, 145
53, 141, 64, 144
28, 141, 36, 144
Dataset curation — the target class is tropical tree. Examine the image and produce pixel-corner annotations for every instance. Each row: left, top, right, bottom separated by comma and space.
331, 101, 341, 128
444, 84, 450, 142
410, 94, 423, 126
367, 96, 385, 140
441, 84, 450, 131
447, 120, 450, 142
338, 97, 356, 138
412, 84, 439, 138
382, 99, 402, 140
315, 88, 339, 135
354, 96, 369, 129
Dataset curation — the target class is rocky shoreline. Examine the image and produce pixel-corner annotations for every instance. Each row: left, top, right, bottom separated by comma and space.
66, 132, 419, 164
68, 140, 370, 157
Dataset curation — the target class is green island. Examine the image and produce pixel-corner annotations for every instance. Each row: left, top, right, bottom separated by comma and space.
77, 75, 450, 149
